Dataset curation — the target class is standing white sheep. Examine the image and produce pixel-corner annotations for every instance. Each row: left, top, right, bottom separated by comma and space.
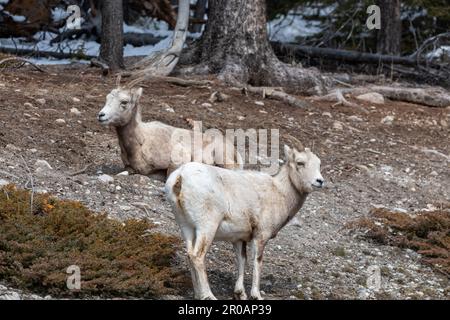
97, 84, 242, 175
165, 144, 324, 300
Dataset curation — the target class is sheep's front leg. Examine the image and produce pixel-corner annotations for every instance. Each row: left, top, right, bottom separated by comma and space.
188, 230, 216, 300
250, 239, 267, 300
233, 241, 247, 300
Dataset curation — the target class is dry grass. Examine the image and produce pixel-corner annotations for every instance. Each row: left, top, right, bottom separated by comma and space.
349, 207, 450, 276
0, 184, 189, 298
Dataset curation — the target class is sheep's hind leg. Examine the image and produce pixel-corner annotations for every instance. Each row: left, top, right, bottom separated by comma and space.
181, 225, 201, 299
233, 241, 248, 300
250, 238, 267, 300
188, 229, 217, 300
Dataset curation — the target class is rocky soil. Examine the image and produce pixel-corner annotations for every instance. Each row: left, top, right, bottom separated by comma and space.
0, 65, 449, 300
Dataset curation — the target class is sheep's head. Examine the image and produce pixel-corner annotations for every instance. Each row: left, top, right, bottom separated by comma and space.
97, 87, 143, 126
284, 145, 324, 194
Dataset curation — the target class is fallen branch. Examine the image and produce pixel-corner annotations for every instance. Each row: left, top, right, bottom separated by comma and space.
160, 76, 213, 87
0, 57, 46, 72
0, 46, 95, 60
246, 86, 311, 108
340, 86, 450, 108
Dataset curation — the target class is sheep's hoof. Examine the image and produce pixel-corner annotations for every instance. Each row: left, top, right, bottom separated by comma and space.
250, 294, 264, 300
233, 291, 248, 300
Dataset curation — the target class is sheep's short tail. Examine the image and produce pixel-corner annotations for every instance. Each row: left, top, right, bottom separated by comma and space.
235, 151, 244, 169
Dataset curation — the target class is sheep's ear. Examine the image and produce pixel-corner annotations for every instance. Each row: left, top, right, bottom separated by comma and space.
135, 87, 143, 97
284, 145, 292, 161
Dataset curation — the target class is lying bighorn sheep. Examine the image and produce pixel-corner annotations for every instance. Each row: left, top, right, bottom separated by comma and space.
97, 83, 243, 175
165, 143, 324, 300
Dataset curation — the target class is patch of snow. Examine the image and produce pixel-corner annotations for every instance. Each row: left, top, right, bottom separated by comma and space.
427, 46, 450, 60
0, 0, 9, 4
3, 11, 27, 23
268, 5, 335, 42
52, 7, 70, 22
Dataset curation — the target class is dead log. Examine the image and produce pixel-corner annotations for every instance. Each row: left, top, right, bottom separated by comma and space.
0, 46, 96, 60
271, 42, 424, 67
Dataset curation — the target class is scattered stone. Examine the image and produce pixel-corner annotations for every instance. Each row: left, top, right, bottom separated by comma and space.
237, 115, 245, 121
115, 185, 122, 191
72, 97, 81, 103
55, 119, 66, 126
36, 98, 46, 105
333, 121, 343, 130
98, 174, 114, 184
259, 110, 268, 114
117, 171, 129, 176
322, 112, 332, 118
0, 179, 9, 187
29, 148, 37, 153
35, 159, 53, 173
430, 171, 438, 176
440, 119, 448, 127
356, 92, 385, 105
70, 107, 81, 116
201, 102, 213, 108
209, 91, 230, 103
255, 101, 265, 106
24, 102, 34, 108
381, 115, 395, 125
348, 115, 363, 122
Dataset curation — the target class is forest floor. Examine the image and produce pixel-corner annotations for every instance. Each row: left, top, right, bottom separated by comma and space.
0, 64, 449, 300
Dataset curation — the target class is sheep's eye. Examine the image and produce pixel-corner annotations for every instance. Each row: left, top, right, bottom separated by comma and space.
120, 101, 128, 108
296, 161, 305, 167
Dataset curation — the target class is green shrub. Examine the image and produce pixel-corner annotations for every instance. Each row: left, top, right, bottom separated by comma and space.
0, 185, 189, 298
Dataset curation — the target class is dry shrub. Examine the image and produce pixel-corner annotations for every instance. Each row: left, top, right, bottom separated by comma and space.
0, 184, 189, 298
349, 208, 450, 277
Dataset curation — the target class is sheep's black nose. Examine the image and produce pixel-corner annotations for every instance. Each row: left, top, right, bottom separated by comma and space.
98, 112, 105, 118
316, 178, 324, 186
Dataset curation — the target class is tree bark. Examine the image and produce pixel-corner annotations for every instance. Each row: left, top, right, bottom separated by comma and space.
377, 0, 401, 55
184, 0, 329, 95
99, 0, 124, 71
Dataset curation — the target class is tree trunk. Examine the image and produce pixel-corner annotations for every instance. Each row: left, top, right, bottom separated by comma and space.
184, 0, 328, 95
377, 0, 401, 55
99, 0, 124, 71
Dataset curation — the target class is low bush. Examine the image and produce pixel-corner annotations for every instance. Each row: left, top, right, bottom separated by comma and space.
0, 184, 189, 298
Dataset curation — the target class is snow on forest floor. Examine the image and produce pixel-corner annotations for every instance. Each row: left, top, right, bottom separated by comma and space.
0, 65, 449, 300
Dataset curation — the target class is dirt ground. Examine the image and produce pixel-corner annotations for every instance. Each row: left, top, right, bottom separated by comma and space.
0, 64, 449, 300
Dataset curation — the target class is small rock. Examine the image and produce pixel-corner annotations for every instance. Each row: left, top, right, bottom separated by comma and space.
98, 174, 114, 184
288, 117, 294, 122
333, 121, 343, 130
29, 148, 37, 153
237, 115, 245, 121
119, 205, 132, 211
356, 92, 385, 105
430, 171, 438, 176
36, 98, 46, 105
115, 185, 122, 191
165, 106, 175, 113
357, 288, 369, 300
259, 110, 268, 114
2, 292, 21, 300
117, 171, 129, 176
0, 179, 9, 187
201, 102, 213, 108
440, 119, 448, 127
381, 115, 395, 125
70, 107, 81, 116
348, 115, 363, 122
35, 159, 53, 173
209, 91, 230, 103
72, 97, 80, 103
255, 101, 265, 106
55, 119, 66, 126
24, 102, 34, 108
322, 112, 332, 118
